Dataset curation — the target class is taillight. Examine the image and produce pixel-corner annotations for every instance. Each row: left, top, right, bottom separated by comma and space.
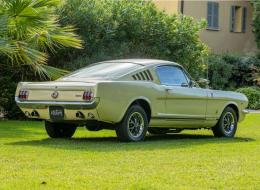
83, 90, 94, 101
18, 89, 29, 100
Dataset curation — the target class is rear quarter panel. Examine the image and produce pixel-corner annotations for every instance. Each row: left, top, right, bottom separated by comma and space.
95, 81, 165, 123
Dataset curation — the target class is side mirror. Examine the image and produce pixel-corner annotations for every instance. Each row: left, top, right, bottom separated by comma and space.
189, 80, 197, 88
181, 83, 189, 87
196, 78, 210, 88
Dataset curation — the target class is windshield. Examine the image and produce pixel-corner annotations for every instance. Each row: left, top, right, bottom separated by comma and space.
60, 62, 142, 80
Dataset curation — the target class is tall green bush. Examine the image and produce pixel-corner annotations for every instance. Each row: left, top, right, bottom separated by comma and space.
237, 87, 260, 110
50, 0, 208, 78
208, 55, 233, 90
251, 0, 260, 48
208, 54, 260, 90
0, 75, 23, 119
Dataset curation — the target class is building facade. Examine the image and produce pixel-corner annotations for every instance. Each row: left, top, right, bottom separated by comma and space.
153, 0, 258, 53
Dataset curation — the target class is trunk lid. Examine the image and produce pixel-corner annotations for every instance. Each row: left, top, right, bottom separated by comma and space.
16, 81, 97, 102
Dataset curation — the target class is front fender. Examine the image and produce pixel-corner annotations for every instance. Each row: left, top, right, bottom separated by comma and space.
219, 101, 239, 119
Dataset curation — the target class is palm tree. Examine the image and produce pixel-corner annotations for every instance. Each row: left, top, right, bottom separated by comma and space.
0, 0, 83, 79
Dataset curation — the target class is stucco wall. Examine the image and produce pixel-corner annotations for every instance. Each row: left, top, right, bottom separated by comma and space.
153, 0, 258, 53
153, 0, 180, 14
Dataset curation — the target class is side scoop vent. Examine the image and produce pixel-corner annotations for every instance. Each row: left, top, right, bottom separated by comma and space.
132, 70, 153, 81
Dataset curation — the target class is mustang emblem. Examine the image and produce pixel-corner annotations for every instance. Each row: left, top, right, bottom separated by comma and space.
51, 91, 59, 99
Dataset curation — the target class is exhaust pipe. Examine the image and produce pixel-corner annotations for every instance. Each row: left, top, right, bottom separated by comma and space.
24, 111, 31, 117
31, 110, 39, 117
76, 111, 85, 119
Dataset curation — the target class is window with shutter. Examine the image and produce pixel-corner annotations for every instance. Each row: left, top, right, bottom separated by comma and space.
207, 2, 219, 30
230, 6, 247, 33
242, 7, 247, 33
207, 2, 213, 28
230, 6, 235, 32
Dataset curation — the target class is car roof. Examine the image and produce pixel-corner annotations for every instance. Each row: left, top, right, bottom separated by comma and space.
60, 59, 184, 81
102, 59, 180, 67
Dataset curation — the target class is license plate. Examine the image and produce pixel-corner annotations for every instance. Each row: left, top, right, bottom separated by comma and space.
49, 106, 64, 120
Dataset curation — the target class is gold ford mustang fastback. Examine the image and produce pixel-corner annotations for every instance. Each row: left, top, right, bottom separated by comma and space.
15, 59, 248, 142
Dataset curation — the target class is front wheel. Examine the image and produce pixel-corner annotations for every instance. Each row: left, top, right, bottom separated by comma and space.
212, 107, 238, 137
45, 121, 77, 138
116, 105, 148, 142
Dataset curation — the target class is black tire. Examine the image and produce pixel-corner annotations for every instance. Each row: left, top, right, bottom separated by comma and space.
212, 107, 238, 137
148, 128, 169, 135
116, 105, 148, 142
45, 121, 77, 138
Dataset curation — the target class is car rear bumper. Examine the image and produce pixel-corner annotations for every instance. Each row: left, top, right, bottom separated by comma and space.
15, 97, 98, 109
15, 97, 100, 121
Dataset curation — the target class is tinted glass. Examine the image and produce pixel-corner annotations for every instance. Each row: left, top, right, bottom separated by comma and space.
156, 66, 188, 86
60, 62, 141, 80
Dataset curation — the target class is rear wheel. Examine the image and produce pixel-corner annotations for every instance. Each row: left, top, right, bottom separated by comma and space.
212, 107, 238, 137
45, 121, 77, 138
116, 105, 148, 142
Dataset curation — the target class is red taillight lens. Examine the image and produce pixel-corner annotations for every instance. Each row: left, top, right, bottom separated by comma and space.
83, 90, 94, 101
18, 90, 29, 100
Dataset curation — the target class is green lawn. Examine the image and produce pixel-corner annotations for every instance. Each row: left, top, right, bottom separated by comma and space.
0, 114, 260, 190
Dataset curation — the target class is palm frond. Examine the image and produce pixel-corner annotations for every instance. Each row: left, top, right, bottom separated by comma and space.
28, 23, 83, 54
0, 0, 83, 80
39, 64, 69, 80
10, 42, 68, 80
31, 0, 60, 8
0, 39, 18, 56
0, 13, 8, 33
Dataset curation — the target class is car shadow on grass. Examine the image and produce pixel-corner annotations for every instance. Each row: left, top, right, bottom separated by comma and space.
6, 134, 255, 152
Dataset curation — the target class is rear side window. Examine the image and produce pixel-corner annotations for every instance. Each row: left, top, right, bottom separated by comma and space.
156, 66, 188, 86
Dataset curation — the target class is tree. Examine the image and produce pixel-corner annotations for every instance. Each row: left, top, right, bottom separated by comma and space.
0, 0, 83, 79
51, 0, 208, 78
252, 0, 260, 48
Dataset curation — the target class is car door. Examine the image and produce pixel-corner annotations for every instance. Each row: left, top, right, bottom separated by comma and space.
156, 65, 208, 122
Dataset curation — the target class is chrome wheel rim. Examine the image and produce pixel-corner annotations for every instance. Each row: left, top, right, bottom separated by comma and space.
222, 112, 235, 135
127, 112, 144, 138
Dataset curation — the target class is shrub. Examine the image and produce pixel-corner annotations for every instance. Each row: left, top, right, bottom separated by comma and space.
208, 55, 233, 90
208, 54, 260, 90
49, 0, 208, 78
223, 54, 260, 87
0, 75, 23, 119
251, 0, 260, 48
236, 87, 260, 110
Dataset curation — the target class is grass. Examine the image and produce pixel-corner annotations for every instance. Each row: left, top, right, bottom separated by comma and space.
0, 114, 259, 190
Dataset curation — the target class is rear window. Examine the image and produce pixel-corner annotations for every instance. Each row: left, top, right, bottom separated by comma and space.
60, 62, 142, 80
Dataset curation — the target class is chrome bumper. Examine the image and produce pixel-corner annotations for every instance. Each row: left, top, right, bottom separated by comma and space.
15, 97, 98, 109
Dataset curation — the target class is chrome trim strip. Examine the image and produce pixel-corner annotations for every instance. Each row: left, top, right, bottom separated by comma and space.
152, 116, 206, 120
156, 113, 206, 119
15, 97, 98, 109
